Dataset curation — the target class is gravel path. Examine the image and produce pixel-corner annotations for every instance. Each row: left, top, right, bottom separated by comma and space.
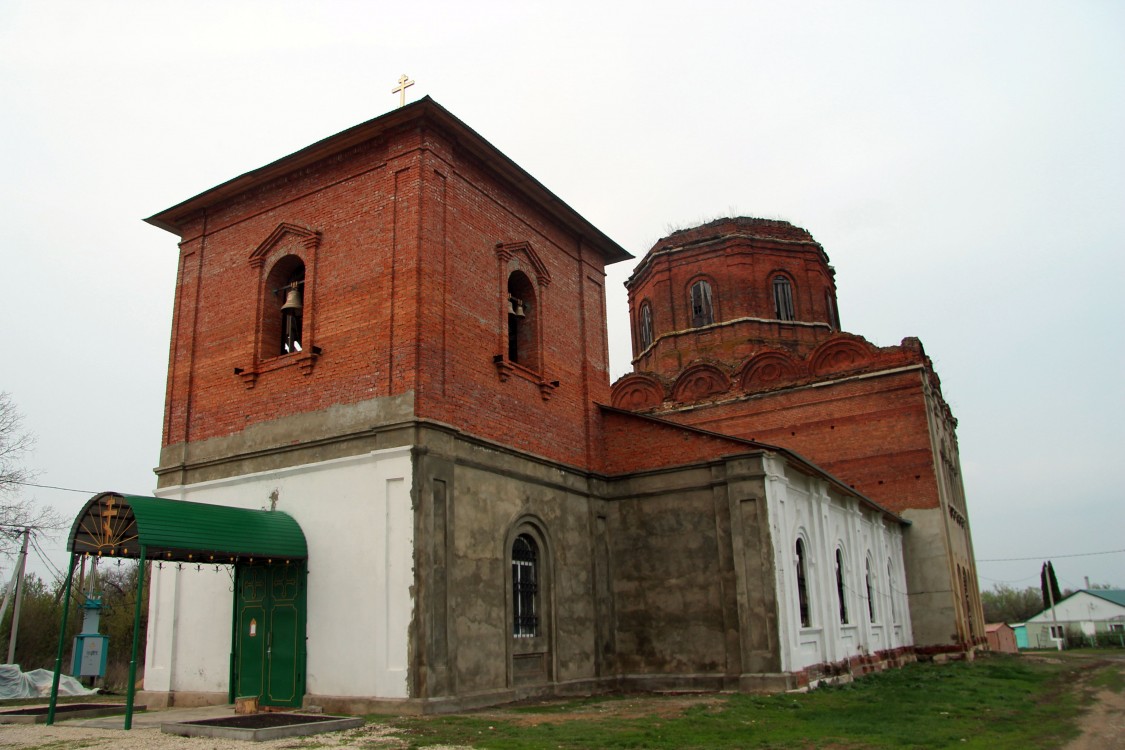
0, 721, 412, 750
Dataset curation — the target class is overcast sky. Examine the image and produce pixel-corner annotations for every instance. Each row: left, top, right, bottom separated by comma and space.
1, 1, 1122, 594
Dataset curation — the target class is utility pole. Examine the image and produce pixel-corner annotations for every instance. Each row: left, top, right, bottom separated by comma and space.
6, 528, 30, 664
1043, 560, 1062, 651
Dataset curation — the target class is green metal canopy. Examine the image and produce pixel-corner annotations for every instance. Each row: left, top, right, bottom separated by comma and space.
67, 492, 308, 563
51, 491, 308, 729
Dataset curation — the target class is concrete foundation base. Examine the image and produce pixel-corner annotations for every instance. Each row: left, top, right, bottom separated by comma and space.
162, 715, 364, 741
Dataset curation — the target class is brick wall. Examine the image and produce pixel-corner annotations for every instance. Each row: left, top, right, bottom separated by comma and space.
652, 369, 941, 514
600, 407, 755, 476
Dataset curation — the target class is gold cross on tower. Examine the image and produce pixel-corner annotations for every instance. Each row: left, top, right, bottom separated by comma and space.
392, 74, 415, 107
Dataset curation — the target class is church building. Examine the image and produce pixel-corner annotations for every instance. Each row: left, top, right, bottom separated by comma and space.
138, 97, 978, 713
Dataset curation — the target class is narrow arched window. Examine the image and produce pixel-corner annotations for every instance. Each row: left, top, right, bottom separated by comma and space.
507, 271, 538, 370
961, 566, 975, 637
796, 539, 811, 628
835, 548, 849, 625
773, 275, 795, 321
866, 557, 876, 623
690, 280, 713, 327
639, 302, 654, 351
888, 560, 898, 624
512, 534, 539, 637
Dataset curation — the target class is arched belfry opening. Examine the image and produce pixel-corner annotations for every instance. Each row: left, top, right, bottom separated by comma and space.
48, 492, 308, 728
507, 271, 539, 371
264, 256, 306, 357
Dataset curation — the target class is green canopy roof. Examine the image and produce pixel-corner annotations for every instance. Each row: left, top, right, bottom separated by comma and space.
67, 492, 307, 563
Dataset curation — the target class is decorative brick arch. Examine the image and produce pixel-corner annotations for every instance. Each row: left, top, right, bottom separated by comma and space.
610, 373, 666, 410
737, 350, 801, 391
249, 222, 322, 268
671, 363, 730, 403
810, 336, 874, 377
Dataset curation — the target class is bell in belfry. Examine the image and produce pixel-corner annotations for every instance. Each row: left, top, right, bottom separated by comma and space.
281, 284, 303, 312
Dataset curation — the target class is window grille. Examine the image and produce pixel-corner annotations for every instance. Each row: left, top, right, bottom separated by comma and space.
773, 276, 795, 321
690, 280, 714, 327
512, 534, 539, 637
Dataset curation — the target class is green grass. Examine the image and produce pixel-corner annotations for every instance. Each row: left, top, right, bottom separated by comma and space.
381, 654, 1114, 749
1089, 664, 1124, 693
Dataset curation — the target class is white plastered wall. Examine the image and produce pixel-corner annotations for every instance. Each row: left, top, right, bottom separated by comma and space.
765, 455, 913, 674
144, 446, 414, 700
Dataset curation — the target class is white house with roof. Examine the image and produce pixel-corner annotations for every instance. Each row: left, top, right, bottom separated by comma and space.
1023, 589, 1125, 648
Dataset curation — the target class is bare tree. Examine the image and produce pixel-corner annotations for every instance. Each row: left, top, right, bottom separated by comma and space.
0, 392, 65, 556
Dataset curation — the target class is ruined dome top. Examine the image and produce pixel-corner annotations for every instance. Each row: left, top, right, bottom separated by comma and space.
652, 217, 819, 252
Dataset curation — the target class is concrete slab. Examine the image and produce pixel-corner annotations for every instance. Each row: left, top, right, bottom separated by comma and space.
162, 714, 364, 741
0, 704, 145, 724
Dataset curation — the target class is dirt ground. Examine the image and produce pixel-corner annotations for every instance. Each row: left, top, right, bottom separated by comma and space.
1062, 652, 1125, 750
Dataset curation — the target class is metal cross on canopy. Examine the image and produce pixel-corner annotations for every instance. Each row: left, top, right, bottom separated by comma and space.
392, 74, 415, 107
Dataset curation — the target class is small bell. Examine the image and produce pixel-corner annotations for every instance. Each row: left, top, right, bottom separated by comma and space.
509, 297, 526, 318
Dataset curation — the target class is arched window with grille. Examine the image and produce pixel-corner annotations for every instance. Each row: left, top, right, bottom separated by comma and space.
773, 275, 795, 321
796, 538, 811, 628
689, 280, 714, 327
512, 534, 539, 637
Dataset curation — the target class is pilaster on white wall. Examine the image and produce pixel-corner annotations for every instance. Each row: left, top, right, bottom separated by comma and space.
150, 446, 415, 700
763, 456, 795, 672
143, 559, 177, 692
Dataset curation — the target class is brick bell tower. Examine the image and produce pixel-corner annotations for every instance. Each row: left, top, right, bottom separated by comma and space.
141, 97, 632, 711
611, 217, 986, 654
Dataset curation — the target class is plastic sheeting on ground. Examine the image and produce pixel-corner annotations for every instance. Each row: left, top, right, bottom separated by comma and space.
0, 664, 97, 699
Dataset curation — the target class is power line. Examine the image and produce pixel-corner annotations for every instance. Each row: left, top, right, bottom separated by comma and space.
977, 548, 1125, 563
29, 535, 64, 582
978, 572, 1040, 585
9, 480, 99, 494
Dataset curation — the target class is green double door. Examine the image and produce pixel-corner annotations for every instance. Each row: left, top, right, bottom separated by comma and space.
233, 562, 306, 707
